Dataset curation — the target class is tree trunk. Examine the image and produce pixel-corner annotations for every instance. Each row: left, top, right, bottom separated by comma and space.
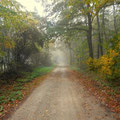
97, 14, 103, 56
87, 12, 94, 58
97, 45, 100, 59
69, 45, 72, 65
113, 3, 117, 34
102, 8, 107, 41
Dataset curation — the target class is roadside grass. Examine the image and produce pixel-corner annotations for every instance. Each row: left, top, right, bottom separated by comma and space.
0, 66, 54, 117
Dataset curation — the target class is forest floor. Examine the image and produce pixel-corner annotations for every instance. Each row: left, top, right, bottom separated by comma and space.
4, 67, 120, 120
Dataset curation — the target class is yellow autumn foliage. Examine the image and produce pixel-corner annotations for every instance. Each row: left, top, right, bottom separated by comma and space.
87, 49, 119, 77
4, 41, 15, 49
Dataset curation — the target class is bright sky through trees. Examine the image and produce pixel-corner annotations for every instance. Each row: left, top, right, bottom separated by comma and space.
16, 0, 45, 16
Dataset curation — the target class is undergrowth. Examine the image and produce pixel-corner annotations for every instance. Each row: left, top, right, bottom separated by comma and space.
70, 66, 120, 95
0, 66, 54, 116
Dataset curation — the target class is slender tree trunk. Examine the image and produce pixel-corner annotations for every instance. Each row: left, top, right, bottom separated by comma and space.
97, 15, 103, 56
69, 45, 72, 65
102, 8, 107, 41
87, 12, 94, 58
97, 45, 100, 59
113, 3, 117, 34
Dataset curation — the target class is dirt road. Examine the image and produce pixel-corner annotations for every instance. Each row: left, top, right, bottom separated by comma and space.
8, 67, 116, 120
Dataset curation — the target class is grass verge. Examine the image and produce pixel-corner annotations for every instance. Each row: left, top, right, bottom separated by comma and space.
0, 66, 54, 119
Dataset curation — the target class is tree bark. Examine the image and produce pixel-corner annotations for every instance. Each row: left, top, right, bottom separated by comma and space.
113, 3, 117, 34
97, 14, 103, 56
97, 45, 100, 59
69, 43, 73, 65
102, 8, 107, 41
87, 12, 94, 58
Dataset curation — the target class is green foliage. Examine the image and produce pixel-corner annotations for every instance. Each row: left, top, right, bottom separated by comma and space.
15, 66, 54, 84
16, 83, 24, 87
0, 96, 6, 104
0, 106, 3, 112
0, 0, 52, 74
13, 86, 25, 91
16, 79, 30, 83
67, 0, 115, 17
8, 91, 23, 102
27, 66, 54, 82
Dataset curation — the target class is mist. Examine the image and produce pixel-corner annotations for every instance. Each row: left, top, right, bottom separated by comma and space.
50, 39, 70, 66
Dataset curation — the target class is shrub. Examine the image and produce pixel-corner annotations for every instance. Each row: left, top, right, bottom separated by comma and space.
87, 33, 120, 81
87, 58, 98, 71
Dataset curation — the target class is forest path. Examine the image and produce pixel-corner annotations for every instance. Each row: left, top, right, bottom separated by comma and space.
8, 67, 116, 120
